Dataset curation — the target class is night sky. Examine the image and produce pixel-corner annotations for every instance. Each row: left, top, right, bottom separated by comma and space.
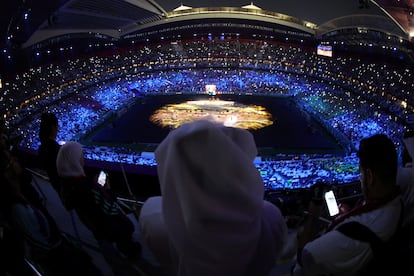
155, 0, 384, 25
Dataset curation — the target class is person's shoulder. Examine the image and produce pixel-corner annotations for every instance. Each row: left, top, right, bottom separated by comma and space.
340, 208, 395, 228
338, 199, 402, 239
38, 139, 60, 152
302, 229, 363, 274
44, 138, 60, 146
47, 139, 61, 149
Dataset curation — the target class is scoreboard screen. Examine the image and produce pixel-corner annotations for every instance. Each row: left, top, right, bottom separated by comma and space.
317, 45, 333, 57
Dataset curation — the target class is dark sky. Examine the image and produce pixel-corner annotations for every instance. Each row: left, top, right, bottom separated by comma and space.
155, 0, 385, 25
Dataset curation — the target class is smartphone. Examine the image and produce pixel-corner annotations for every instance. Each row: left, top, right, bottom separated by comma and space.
324, 190, 339, 216
98, 170, 107, 186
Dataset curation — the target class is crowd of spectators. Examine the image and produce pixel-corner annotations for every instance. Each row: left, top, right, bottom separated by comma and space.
1, 39, 413, 190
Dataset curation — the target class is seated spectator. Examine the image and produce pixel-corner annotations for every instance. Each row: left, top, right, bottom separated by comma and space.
56, 141, 141, 260
38, 112, 61, 192
293, 134, 402, 276
0, 147, 101, 276
397, 130, 414, 226
139, 119, 288, 276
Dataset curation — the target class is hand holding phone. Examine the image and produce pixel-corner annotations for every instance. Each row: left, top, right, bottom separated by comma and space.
324, 190, 339, 217
98, 170, 107, 186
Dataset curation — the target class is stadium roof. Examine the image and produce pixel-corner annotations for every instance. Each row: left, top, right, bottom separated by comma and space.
1, 0, 414, 50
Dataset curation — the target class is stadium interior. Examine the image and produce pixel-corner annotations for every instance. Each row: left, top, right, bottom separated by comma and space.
1, 0, 414, 275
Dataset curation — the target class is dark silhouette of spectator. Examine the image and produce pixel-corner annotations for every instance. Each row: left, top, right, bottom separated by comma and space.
0, 146, 102, 276
56, 141, 141, 260
139, 119, 288, 276
38, 112, 61, 193
293, 134, 402, 275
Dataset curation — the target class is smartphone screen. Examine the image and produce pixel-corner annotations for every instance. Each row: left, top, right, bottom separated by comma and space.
324, 190, 339, 216
98, 171, 106, 186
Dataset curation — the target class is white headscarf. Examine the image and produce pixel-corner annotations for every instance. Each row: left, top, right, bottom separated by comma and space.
56, 141, 85, 177
154, 119, 285, 276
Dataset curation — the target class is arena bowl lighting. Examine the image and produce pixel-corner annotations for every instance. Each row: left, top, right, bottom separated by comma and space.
150, 98, 274, 130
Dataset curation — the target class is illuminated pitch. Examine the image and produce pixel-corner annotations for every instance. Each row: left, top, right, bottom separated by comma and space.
149, 98, 274, 130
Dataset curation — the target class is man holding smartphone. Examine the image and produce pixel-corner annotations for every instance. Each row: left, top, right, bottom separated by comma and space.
293, 134, 402, 276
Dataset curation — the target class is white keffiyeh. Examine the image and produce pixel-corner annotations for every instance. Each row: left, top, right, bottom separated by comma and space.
56, 141, 85, 177
140, 119, 287, 276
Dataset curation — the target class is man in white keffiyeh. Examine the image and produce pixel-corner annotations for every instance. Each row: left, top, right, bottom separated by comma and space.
139, 119, 288, 276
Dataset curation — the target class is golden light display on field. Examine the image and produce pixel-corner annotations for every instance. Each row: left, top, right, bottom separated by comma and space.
149, 98, 274, 130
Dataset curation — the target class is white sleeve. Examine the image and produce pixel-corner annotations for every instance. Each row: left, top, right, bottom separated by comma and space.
298, 230, 372, 276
